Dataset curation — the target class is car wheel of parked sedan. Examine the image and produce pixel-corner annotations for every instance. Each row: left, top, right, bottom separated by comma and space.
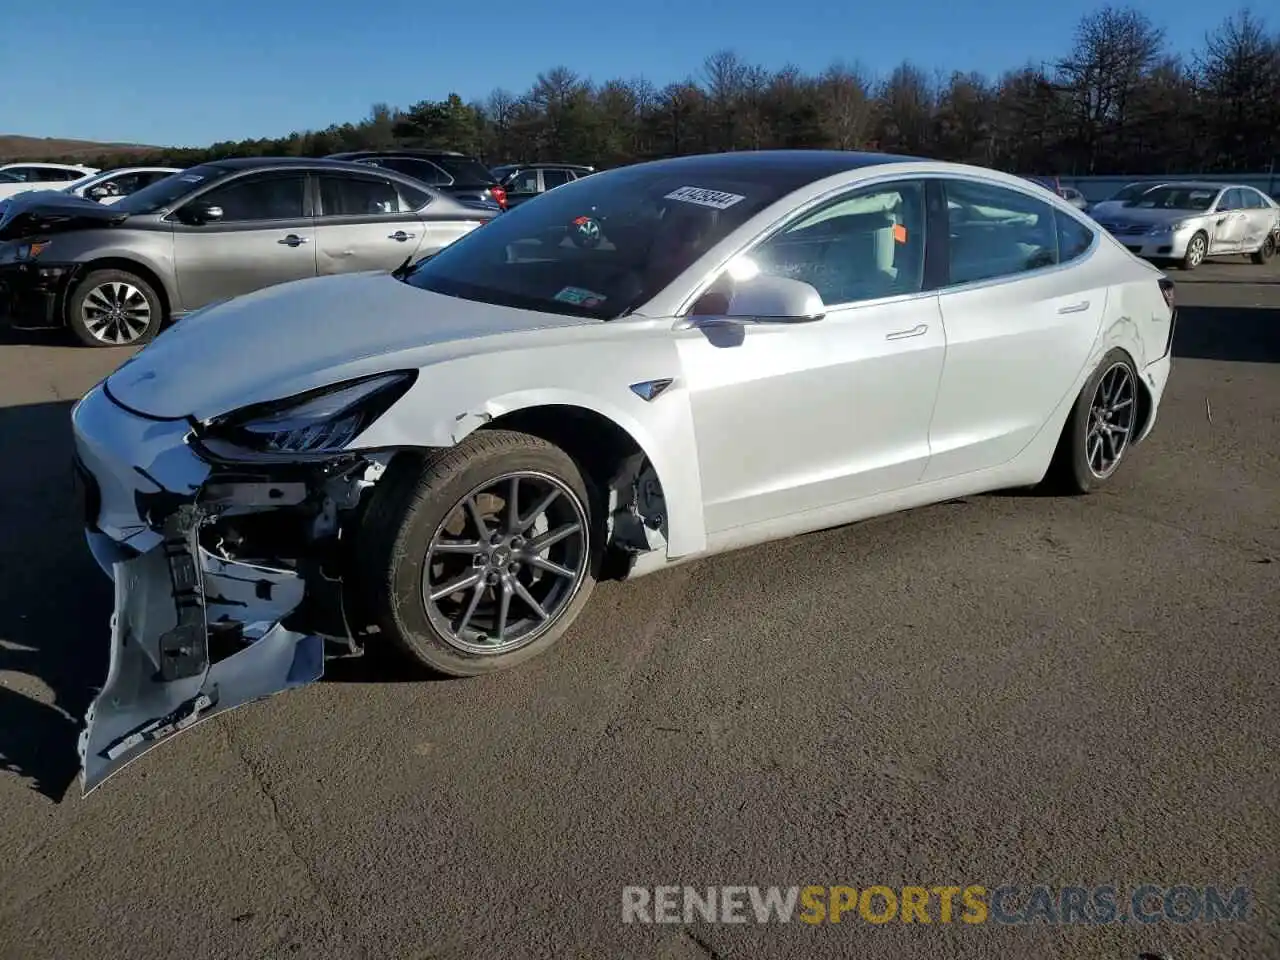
1044, 349, 1140, 495
1180, 231, 1208, 271
358, 429, 601, 677
1251, 232, 1277, 265
67, 268, 164, 347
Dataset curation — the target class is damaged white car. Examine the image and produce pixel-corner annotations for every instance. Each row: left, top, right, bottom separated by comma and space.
72, 150, 1176, 790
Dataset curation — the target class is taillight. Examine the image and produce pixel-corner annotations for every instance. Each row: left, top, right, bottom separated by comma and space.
490, 185, 507, 209
1158, 276, 1176, 311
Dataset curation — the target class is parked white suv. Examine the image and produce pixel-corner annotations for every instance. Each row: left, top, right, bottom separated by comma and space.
0, 162, 98, 200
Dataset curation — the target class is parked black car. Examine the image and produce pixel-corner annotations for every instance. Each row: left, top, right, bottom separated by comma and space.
327, 150, 509, 210
490, 163, 595, 207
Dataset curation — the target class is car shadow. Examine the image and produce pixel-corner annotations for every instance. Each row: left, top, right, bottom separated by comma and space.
0, 399, 109, 802
1173, 302, 1280, 363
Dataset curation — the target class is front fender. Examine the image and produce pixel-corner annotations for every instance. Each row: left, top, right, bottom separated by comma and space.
351, 344, 708, 558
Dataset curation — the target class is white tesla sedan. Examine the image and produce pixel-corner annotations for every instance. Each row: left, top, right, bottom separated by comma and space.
71, 150, 1176, 789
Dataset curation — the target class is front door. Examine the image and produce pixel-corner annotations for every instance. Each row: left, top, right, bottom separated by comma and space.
1209, 189, 1248, 255
677, 179, 946, 534
170, 170, 317, 311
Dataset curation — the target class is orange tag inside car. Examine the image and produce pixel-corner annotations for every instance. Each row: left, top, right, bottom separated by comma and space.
893, 224, 908, 243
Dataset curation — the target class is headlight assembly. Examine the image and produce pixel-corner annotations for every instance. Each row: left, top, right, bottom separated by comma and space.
197, 371, 417, 460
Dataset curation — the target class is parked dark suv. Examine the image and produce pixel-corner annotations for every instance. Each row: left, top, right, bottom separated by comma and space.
489, 163, 595, 207
327, 150, 508, 210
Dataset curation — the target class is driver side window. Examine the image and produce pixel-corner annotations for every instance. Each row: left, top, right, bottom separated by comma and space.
745, 182, 927, 306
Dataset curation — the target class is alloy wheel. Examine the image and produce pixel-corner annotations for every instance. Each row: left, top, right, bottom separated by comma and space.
81, 281, 153, 344
1085, 362, 1136, 479
1186, 234, 1206, 267
421, 471, 590, 655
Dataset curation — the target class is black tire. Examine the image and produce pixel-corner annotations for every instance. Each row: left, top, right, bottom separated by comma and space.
1251, 232, 1277, 265
1043, 349, 1140, 495
66, 268, 164, 347
1179, 231, 1208, 271
356, 429, 602, 677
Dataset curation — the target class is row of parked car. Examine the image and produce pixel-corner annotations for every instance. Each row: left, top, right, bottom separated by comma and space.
1, 151, 1276, 348
0, 150, 597, 346
1026, 175, 1280, 271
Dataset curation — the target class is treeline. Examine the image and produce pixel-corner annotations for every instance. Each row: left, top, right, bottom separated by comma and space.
64, 6, 1280, 176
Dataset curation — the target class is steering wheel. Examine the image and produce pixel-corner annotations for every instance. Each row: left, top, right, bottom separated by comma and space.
569, 215, 603, 249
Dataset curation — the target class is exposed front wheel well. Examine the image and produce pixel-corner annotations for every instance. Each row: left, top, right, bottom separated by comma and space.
477, 405, 669, 576
67, 258, 172, 325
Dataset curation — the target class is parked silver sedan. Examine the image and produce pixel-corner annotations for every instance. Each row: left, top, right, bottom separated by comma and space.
1090, 181, 1280, 270
0, 158, 495, 346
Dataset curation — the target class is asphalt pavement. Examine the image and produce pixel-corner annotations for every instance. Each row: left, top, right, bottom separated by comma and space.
1, 259, 1277, 960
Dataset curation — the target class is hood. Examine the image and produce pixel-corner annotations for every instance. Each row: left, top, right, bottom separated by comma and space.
105, 272, 598, 420
1092, 206, 1204, 227
0, 191, 128, 240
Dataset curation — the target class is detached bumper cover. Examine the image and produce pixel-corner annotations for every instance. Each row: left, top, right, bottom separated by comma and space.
71, 383, 366, 793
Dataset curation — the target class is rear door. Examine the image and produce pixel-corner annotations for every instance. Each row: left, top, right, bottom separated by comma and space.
503, 168, 542, 206
313, 169, 430, 274
922, 177, 1108, 482
169, 170, 317, 311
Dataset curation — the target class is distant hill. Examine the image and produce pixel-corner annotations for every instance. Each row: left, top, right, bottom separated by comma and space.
0, 134, 164, 163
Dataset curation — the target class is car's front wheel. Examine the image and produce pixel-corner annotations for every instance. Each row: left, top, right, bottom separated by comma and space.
1180, 231, 1208, 271
358, 430, 601, 677
1044, 349, 1140, 494
67, 268, 164, 347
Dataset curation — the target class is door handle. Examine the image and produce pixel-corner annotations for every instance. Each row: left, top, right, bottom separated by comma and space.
1057, 300, 1091, 315
388, 231, 416, 241
885, 323, 928, 340
278, 234, 309, 247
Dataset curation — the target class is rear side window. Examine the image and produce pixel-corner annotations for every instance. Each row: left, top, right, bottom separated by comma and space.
1055, 211, 1095, 263
319, 174, 402, 216
943, 179, 1059, 285
542, 169, 573, 190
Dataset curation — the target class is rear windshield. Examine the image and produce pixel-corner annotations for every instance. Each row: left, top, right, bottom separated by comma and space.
434, 155, 498, 184
1127, 186, 1218, 211
113, 164, 225, 214
404, 165, 792, 319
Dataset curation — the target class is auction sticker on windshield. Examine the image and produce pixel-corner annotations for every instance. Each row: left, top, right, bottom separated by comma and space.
665, 186, 746, 210
554, 286, 607, 307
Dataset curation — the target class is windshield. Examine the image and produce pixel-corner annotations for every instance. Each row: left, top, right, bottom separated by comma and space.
112, 164, 224, 214
405, 166, 792, 319
1126, 186, 1218, 212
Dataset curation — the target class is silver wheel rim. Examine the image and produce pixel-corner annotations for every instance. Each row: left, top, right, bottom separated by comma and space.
1187, 235, 1205, 266
1085, 362, 1136, 480
422, 470, 589, 655
82, 281, 152, 344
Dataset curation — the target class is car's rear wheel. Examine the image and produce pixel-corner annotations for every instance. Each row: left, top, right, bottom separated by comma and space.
67, 268, 163, 347
1044, 349, 1139, 494
358, 430, 600, 677
1251, 232, 1276, 265
1180, 231, 1208, 271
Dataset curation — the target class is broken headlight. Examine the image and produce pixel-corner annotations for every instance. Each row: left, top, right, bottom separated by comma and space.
199, 371, 416, 459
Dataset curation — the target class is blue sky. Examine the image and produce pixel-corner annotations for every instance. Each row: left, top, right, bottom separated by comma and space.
1, 0, 1238, 148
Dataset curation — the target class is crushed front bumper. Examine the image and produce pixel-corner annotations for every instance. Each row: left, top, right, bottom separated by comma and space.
71, 382, 378, 793
0, 261, 75, 329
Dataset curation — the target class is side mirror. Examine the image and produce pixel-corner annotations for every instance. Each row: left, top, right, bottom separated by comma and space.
179, 203, 223, 225
677, 273, 825, 330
